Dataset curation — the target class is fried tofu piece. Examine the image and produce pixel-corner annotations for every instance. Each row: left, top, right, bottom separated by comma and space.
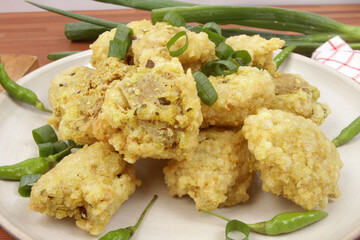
242, 108, 343, 210
163, 128, 254, 211
28, 142, 137, 235
92, 58, 203, 163
270, 72, 330, 125
128, 20, 217, 72
201, 66, 276, 127
48, 66, 96, 129
226, 35, 285, 73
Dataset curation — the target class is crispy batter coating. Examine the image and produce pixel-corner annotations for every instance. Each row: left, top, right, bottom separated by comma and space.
92, 58, 203, 163
28, 142, 137, 235
226, 35, 285, 73
270, 72, 330, 125
201, 66, 276, 127
163, 128, 254, 210
48, 66, 96, 129
242, 108, 343, 210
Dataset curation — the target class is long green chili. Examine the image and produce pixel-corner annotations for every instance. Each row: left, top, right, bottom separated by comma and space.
0, 63, 52, 113
333, 115, 360, 147
0, 145, 74, 181
273, 45, 297, 70
99, 195, 158, 240
200, 209, 328, 237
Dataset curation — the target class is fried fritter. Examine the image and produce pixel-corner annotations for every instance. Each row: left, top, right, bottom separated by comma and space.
225, 35, 285, 73
163, 128, 254, 211
28, 142, 137, 235
270, 72, 330, 125
201, 66, 276, 127
242, 108, 343, 210
92, 58, 203, 163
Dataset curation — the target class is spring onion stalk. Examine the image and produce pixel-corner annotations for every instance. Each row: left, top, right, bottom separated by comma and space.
65, 22, 111, 41
47, 51, 81, 60
93, 0, 196, 11
25, 1, 119, 29
151, 6, 360, 37
166, 31, 189, 57
273, 45, 297, 69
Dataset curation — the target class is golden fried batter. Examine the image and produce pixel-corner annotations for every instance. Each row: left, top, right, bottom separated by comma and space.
270, 72, 330, 125
201, 66, 276, 127
164, 128, 253, 210
226, 35, 285, 73
92, 58, 203, 163
242, 108, 343, 210
28, 142, 137, 235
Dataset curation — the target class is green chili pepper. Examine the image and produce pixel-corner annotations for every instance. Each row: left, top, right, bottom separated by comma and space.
0, 63, 52, 113
99, 195, 158, 240
200, 209, 328, 237
273, 45, 297, 70
0, 145, 74, 181
332, 115, 360, 147
247, 210, 328, 235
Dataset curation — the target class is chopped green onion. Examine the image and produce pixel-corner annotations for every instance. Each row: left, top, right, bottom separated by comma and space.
201, 28, 225, 47
202, 60, 239, 77
193, 71, 218, 106
32, 125, 58, 145
108, 24, 133, 59
18, 174, 42, 197
226, 220, 251, 240
162, 11, 186, 27
216, 42, 235, 60
38, 142, 54, 157
273, 45, 297, 69
232, 50, 252, 66
47, 51, 81, 61
52, 140, 71, 160
167, 31, 189, 57
203, 22, 222, 36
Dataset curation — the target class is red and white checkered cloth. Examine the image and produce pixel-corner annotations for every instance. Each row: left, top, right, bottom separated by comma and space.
312, 36, 360, 84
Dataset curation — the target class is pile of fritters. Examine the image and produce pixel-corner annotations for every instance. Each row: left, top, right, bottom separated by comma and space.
28, 20, 342, 235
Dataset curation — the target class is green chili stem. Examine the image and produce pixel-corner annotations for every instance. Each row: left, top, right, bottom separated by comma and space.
199, 209, 231, 221
274, 45, 297, 70
131, 195, 158, 232
0, 63, 52, 113
332, 115, 360, 147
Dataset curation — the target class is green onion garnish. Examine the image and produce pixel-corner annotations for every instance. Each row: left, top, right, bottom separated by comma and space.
232, 50, 252, 66
167, 31, 189, 57
216, 42, 235, 60
38, 142, 55, 157
193, 71, 218, 106
162, 11, 186, 27
18, 174, 42, 197
202, 60, 239, 76
32, 124, 58, 145
226, 220, 251, 240
201, 28, 226, 47
203, 22, 222, 35
108, 24, 133, 59
273, 45, 297, 69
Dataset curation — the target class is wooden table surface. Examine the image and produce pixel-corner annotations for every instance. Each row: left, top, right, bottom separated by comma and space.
0, 4, 360, 240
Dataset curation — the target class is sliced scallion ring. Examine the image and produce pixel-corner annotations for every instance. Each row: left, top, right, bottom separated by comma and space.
202, 60, 239, 76
203, 22, 222, 36
201, 28, 225, 47
193, 71, 218, 106
226, 220, 251, 240
18, 174, 42, 197
108, 24, 133, 59
167, 31, 189, 57
216, 42, 235, 60
32, 124, 58, 145
232, 50, 252, 66
162, 11, 186, 27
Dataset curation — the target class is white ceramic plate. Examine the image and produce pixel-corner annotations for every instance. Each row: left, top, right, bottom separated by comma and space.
0, 50, 359, 240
